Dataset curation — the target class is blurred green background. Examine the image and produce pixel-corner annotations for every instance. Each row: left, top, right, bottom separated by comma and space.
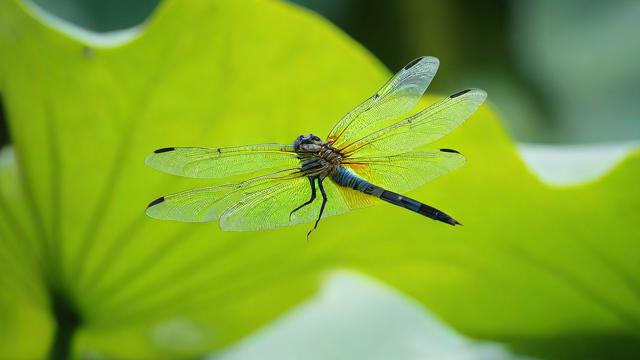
7, 0, 640, 146
0, 0, 639, 359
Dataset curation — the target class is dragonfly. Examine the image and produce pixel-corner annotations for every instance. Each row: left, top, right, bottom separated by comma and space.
146, 56, 486, 237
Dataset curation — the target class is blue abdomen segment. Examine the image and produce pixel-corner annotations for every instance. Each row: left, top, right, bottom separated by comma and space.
332, 166, 460, 226
332, 166, 372, 192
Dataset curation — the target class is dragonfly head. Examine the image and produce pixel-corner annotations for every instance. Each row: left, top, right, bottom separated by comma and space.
294, 134, 323, 153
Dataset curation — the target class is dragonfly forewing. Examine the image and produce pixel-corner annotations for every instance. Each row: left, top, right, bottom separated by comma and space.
327, 56, 439, 148
339, 89, 486, 157
145, 144, 299, 179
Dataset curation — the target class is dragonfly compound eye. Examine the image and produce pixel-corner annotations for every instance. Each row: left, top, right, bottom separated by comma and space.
294, 135, 306, 149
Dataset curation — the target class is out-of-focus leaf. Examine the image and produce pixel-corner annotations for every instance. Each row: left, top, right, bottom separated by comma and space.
512, 0, 640, 143
214, 271, 527, 360
0, 0, 639, 359
30, 0, 161, 33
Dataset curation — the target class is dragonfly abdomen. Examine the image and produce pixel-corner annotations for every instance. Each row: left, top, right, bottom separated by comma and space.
332, 166, 460, 226
377, 189, 460, 226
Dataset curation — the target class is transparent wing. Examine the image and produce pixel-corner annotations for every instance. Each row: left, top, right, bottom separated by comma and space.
145, 169, 302, 222
343, 150, 465, 194
145, 143, 298, 179
220, 177, 378, 231
327, 56, 439, 148
339, 89, 486, 157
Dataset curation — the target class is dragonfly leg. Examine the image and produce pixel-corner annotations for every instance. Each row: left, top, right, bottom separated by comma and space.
289, 177, 317, 221
307, 177, 328, 239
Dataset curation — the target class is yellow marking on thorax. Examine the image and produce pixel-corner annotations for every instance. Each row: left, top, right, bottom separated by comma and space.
345, 163, 368, 170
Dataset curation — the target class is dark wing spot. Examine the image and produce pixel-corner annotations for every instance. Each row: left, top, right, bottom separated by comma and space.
403, 57, 424, 70
216, 148, 221, 153
154, 147, 175, 153
440, 148, 460, 154
373, 93, 380, 99
449, 89, 471, 98
147, 196, 165, 208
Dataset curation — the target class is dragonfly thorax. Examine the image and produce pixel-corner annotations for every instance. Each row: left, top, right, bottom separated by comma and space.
295, 133, 343, 177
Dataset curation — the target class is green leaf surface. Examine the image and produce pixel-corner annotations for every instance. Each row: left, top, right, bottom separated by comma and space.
0, 0, 639, 359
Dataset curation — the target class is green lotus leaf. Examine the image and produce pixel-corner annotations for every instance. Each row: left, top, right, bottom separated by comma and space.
0, 0, 639, 359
